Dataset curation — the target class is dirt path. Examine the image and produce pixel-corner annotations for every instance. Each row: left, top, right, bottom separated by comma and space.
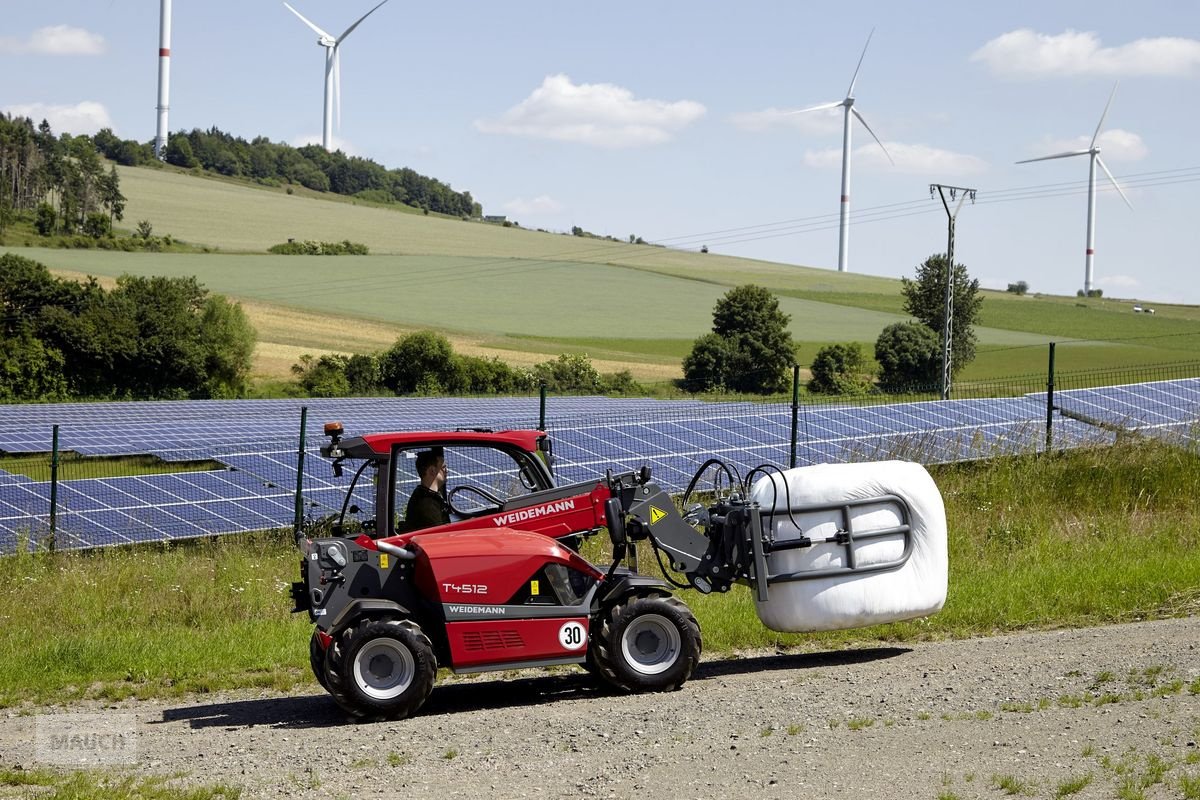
4, 618, 1199, 799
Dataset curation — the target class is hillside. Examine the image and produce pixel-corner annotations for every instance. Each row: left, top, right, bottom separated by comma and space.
5, 164, 1198, 385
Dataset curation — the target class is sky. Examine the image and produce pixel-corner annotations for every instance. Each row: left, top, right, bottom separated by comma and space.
3, 1, 1199, 305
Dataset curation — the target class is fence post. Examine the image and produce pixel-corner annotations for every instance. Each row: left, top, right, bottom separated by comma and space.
539, 382, 547, 431
293, 406, 308, 536
790, 364, 800, 468
1045, 342, 1056, 450
48, 424, 59, 551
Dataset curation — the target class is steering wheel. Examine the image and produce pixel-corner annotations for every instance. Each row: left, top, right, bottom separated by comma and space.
447, 484, 506, 517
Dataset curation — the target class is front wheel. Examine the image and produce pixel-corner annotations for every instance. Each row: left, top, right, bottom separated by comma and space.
591, 594, 701, 693
325, 618, 437, 720
309, 630, 330, 691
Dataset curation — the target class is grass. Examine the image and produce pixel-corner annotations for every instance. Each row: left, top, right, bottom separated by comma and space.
0, 440, 1197, 707
992, 774, 1032, 795
0, 767, 240, 799
1055, 774, 1092, 797
0, 533, 309, 707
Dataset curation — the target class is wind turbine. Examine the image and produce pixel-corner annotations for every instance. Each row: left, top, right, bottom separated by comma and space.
791, 29, 893, 273
1016, 83, 1132, 296
154, 0, 172, 159
283, 0, 390, 151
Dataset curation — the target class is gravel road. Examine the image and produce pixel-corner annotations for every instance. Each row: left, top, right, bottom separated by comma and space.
5, 617, 1200, 799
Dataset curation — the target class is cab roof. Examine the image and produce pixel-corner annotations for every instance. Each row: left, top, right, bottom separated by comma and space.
336, 429, 547, 458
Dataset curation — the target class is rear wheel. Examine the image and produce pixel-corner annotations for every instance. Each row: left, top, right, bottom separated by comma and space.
591, 594, 701, 692
324, 618, 436, 720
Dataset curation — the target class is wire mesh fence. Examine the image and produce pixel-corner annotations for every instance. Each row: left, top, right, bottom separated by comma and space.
1, 358, 1197, 554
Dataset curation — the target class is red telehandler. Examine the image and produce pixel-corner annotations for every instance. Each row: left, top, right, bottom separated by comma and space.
292, 424, 947, 720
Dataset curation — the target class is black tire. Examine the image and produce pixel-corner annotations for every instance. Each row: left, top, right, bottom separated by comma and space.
324, 618, 437, 720
591, 594, 701, 693
309, 630, 331, 692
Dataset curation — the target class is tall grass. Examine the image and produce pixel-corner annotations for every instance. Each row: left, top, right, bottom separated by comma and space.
0, 441, 1197, 706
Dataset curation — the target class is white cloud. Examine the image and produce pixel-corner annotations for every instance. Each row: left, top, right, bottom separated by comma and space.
2, 101, 112, 135
0, 25, 106, 56
503, 195, 563, 215
1030, 129, 1148, 162
803, 142, 988, 175
972, 29, 1200, 78
475, 74, 706, 148
729, 105, 843, 136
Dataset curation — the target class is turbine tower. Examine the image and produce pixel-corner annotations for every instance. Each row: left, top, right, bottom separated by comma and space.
283, 0, 390, 151
154, 0, 172, 159
791, 29, 893, 273
1016, 83, 1132, 296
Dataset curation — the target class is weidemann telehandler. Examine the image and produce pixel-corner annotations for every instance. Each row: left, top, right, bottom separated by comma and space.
292, 424, 947, 720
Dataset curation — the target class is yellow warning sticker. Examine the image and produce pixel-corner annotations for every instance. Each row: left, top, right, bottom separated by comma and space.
531, 579, 540, 595
379, 553, 389, 569
649, 506, 668, 525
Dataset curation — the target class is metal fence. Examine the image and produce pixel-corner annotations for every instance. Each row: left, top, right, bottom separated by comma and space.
1, 355, 1197, 554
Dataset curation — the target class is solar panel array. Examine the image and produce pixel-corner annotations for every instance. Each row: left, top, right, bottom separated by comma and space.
0, 378, 1195, 553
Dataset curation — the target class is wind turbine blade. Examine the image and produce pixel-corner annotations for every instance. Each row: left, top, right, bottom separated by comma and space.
1090, 82, 1119, 149
336, 0, 389, 41
283, 2, 331, 38
786, 100, 843, 115
1015, 150, 1091, 164
851, 107, 893, 164
1097, 156, 1133, 209
846, 27, 875, 98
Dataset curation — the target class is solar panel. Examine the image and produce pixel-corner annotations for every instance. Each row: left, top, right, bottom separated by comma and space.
0, 379, 1195, 553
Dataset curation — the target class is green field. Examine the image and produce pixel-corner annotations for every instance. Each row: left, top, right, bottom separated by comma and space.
3, 163, 1197, 383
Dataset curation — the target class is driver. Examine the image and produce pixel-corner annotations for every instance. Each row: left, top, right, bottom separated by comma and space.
405, 447, 450, 531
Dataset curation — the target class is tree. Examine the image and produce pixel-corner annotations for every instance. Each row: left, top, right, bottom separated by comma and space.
681, 285, 795, 394
378, 331, 456, 394
1006, 281, 1029, 295
344, 353, 381, 395
874, 322, 941, 392
900, 254, 982, 377
681, 333, 739, 393
98, 165, 125, 224
808, 343, 872, 395
164, 135, 199, 169
198, 295, 255, 398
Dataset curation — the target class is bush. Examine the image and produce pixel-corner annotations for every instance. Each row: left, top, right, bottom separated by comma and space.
532, 353, 601, 393
291, 354, 351, 397
808, 343, 873, 395
34, 203, 56, 235
82, 212, 111, 239
875, 322, 942, 392
267, 239, 369, 255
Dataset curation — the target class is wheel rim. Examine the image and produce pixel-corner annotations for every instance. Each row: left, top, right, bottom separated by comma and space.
353, 637, 415, 700
620, 613, 681, 676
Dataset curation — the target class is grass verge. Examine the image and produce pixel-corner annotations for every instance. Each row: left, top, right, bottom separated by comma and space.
0, 440, 1197, 707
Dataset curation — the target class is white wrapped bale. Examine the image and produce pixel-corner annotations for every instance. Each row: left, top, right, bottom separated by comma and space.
750, 461, 947, 633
